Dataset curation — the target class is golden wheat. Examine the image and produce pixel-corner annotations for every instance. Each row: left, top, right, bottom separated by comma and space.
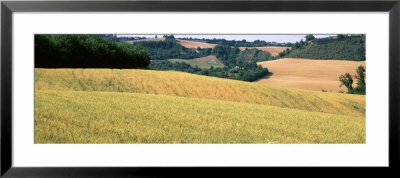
35, 90, 365, 144
35, 68, 365, 117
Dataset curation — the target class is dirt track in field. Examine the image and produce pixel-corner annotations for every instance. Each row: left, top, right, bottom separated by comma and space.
256, 58, 366, 92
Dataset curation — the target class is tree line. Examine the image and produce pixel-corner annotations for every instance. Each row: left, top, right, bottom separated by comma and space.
35, 35, 150, 68
102, 34, 146, 42
178, 37, 291, 47
150, 60, 269, 82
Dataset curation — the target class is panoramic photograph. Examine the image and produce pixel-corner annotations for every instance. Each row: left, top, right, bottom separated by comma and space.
34, 34, 366, 144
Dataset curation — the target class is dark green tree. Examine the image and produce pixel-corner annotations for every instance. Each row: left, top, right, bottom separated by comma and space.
35, 35, 151, 69
354, 65, 366, 94
339, 65, 366, 95
339, 73, 354, 94
337, 34, 346, 40
305, 34, 315, 42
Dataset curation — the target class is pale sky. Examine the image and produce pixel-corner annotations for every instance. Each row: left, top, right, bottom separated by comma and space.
116, 34, 336, 43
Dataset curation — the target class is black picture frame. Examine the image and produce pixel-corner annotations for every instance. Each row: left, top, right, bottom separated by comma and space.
1, 0, 399, 177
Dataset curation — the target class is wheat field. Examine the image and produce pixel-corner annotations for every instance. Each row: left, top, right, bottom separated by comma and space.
34, 68, 366, 144
177, 39, 217, 49
256, 58, 366, 92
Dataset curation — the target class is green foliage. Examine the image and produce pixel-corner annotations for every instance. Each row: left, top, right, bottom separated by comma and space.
354, 66, 366, 94
278, 35, 365, 61
339, 65, 366, 95
204, 46, 271, 81
211, 45, 272, 81
133, 35, 211, 60
337, 34, 346, 40
212, 45, 241, 65
236, 48, 272, 63
305, 34, 315, 42
212, 45, 272, 66
339, 73, 354, 92
35, 34, 150, 68
150, 60, 269, 82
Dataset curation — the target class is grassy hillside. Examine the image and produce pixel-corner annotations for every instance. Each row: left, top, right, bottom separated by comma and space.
279, 35, 365, 61
35, 68, 365, 117
168, 55, 225, 69
35, 90, 365, 144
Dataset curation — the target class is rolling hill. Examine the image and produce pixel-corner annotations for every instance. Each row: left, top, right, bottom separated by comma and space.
35, 68, 365, 143
279, 35, 365, 61
35, 68, 365, 117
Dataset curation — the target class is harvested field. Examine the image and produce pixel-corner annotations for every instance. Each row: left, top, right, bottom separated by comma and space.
256, 58, 366, 92
239, 46, 291, 56
177, 39, 216, 49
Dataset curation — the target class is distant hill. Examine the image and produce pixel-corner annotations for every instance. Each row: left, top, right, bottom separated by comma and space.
278, 35, 365, 61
